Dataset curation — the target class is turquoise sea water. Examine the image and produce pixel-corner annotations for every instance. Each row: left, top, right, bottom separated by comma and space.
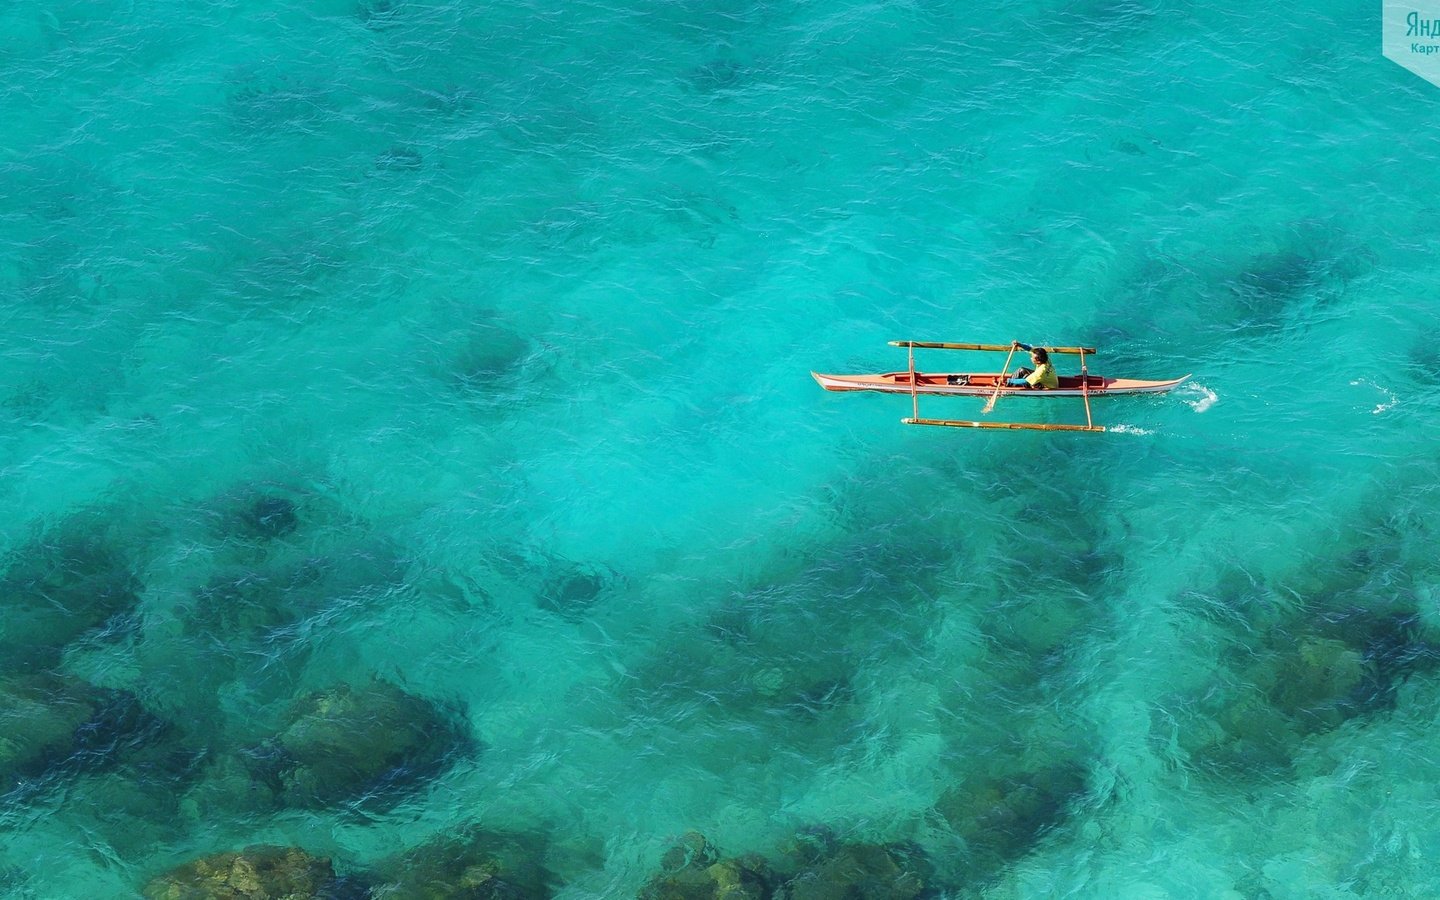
4, 0, 1440, 896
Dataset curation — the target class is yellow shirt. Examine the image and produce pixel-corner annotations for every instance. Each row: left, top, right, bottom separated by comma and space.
1025, 361, 1059, 389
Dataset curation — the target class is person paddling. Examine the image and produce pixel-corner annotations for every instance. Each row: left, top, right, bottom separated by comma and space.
1005, 341, 1058, 389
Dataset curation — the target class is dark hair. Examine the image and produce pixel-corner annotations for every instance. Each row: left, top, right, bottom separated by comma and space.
1032, 347, 1049, 364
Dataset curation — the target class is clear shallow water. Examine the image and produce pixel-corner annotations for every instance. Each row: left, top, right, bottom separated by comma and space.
2, 0, 1439, 897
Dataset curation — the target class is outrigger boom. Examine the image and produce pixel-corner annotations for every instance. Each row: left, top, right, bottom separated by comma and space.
902, 417, 1106, 433
889, 340, 1098, 355
815, 340, 1191, 434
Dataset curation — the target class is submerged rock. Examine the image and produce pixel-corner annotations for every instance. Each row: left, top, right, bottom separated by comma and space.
260, 680, 467, 807
1229, 251, 1317, 311
749, 666, 853, 718
142, 845, 337, 899
776, 837, 926, 900
1320, 608, 1440, 706
640, 830, 931, 900
371, 825, 553, 898
1219, 231, 1371, 333
537, 563, 624, 621
0, 673, 164, 797
0, 529, 141, 672
650, 857, 771, 900
1179, 609, 1439, 778
450, 325, 533, 394
640, 833, 772, 900
935, 764, 1086, 884
180, 753, 282, 821
236, 495, 299, 541
0, 673, 101, 791
0, 866, 29, 896
1269, 636, 1366, 729
83, 770, 192, 858
185, 559, 327, 638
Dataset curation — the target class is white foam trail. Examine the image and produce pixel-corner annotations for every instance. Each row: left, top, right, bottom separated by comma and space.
1110, 424, 1154, 435
1349, 379, 1398, 415
1181, 383, 1217, 413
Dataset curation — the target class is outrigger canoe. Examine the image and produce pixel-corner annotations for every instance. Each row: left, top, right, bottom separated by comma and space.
815, 340, 1190, 433
811, 371, 1190, 397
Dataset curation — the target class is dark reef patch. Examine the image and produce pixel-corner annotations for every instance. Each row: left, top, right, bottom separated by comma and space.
225, 68, 334, 135
224, 232, 348, 312
234, 494, 300, 541
638, 829, 931, 900
142, 846, 341, 900
246, 680, 470, 809
1227, 250, 1319, 315
686, 58, 749, 94
0, 525, 142, 674
626, 619, 864, 763
1160, 450, 1440, 779
538, 564, 618, 620
0, 673, 169, 802
166, 538, 406, 705
374, 145, 424, 173
1163, 606, 1439, 779
934, 764, 1088, 887
0, 867, 29, 897
1403, 329, 1440, 380
772, 828, 930, 900
371, 824, 556, 898
641, 831, 773, 900
1213, 225, 1375, 336
443, 317, 536, 399
184, 558, 329, 639
177, 752, 285, 822
1314, 608, 1440, 713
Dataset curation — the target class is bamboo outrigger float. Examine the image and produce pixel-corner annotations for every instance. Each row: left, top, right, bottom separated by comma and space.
812, 341, 1191, 433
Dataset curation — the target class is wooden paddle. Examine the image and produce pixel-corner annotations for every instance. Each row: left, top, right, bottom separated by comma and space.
982, 344, 1018, 414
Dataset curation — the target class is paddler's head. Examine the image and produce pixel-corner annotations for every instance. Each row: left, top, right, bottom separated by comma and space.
1031, 347, 1049, 366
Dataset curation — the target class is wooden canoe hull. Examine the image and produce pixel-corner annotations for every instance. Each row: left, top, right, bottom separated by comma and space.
811, 371, 1191, 397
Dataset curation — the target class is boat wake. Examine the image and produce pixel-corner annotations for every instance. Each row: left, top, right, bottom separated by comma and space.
1110, 424, 1154, 435
1180, 383, 1217, 413
1349, 378, 1398, 415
